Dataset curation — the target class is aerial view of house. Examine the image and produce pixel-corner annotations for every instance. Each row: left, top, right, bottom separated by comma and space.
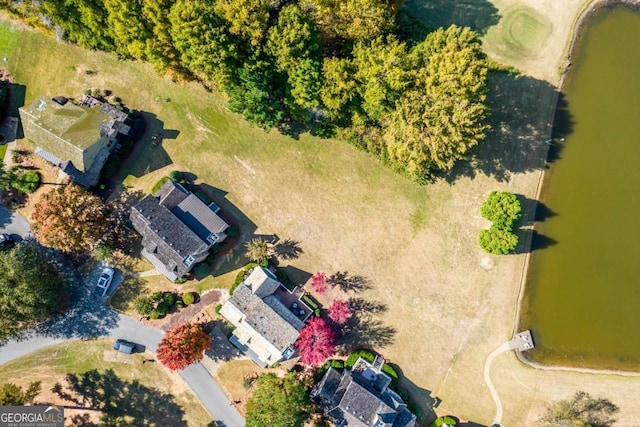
312, 356, 416, 427
220, 266, 312, 367
130, 179, 230, 281
18, 94, 131, 187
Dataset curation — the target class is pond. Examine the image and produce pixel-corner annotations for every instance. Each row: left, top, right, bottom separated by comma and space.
520, 5, 640, 370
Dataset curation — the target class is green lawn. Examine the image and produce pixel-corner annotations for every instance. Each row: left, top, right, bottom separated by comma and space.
0, 13, 572, 426
0, 340, 213, 426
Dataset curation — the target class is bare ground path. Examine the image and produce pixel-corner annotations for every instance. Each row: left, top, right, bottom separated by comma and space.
483, 342, 510, 426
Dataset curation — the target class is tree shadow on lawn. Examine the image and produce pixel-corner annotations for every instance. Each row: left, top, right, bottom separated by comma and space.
197, 183, 258, 278
273, 238, 304, 261
512, 195, 558, 254
441, 73, 574, 184
329, 271, 373, 293
116, 111, 175, 179
53, 368, 188, 426
338, 298, 396, 351
402, 0, 501, 34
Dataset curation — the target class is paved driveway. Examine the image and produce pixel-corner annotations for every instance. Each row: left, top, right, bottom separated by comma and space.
0, 203, 30, 239
0, 261, 244, 427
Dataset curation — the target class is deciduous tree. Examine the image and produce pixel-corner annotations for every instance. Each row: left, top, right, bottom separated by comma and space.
328, 299, 351, 325
309, 272, 328, 295
245, 373, 311, 427
309, 0, 396, 44
478, 226, 518, 255
0, 241, 69, 341
169, 0, 238, 88
31, 184, 110, 252
156, 323, 211, 370
0, 381, 41, 405
266, 5, 320, 73
480, 191, 522, 230
143, 0, 188, 77
215, 0, 271, 47
295, 317, 335, 365
540, 391, 618, 427
104, 0, 150, 59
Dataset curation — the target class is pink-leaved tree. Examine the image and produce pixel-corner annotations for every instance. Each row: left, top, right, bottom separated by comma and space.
328, 299, 351, 325
295, 317, 335, 366
309, 272, 328, 295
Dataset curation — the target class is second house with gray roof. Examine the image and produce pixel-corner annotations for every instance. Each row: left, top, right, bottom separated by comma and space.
130, 179, 229, 281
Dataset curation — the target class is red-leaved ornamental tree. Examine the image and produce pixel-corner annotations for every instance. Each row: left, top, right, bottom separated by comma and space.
156, 323, 211, 370
295, 317, 335, 366
309, 272, 328, 295
328, 299, 351, 325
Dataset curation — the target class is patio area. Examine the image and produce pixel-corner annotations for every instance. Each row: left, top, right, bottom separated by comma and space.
273, 285, 312, 322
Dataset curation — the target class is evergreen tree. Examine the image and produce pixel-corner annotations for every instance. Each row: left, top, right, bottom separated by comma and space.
0, 242, 69, 341
170, 0, 238, 88
215, 0, 271, 47
143, 0, 188, 77
383, 26, 489, 181
104, 0, 150, 59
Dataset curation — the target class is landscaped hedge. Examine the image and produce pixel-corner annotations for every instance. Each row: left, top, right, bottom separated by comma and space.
230, 263, 259, 295
156, 302, 169, 316
301, 294, 322, 316
182, 292, 195, 306
150, 292, 163, 302
193, 263, 209, 279
163, 293, 176, 306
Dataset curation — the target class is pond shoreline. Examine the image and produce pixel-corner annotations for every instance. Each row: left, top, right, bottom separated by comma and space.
513, 0, 640, 374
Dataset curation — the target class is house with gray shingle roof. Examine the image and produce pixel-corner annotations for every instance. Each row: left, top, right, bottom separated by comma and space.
130, 179, 229, 281
311, 357, 416, 427
220, 266, 305, 367
18, 94, 131, 187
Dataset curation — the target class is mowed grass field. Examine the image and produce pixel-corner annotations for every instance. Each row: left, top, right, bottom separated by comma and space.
4, 1, 640, 425
0, 339, 212, 426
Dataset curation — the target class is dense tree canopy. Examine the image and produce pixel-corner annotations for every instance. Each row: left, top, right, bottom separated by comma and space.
31, 184, 110, 252
245, 373, 311, 427
0, 242, 69, 341
6, 0, 492, 182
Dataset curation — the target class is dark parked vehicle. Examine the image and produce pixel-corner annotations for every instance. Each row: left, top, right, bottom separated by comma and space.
113, 339, 139, 354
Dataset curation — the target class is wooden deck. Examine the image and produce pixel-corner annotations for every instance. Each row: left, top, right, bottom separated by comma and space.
509, 330, 535, 351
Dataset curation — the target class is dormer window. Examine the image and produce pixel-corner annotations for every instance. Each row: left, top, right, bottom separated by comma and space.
206, 233, 219, 245
183, 255, 195, 267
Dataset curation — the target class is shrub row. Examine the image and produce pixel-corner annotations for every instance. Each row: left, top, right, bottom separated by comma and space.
140, 291, 196, 319
230, 262, 259, 295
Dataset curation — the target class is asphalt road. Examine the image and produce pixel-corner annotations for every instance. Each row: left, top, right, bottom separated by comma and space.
0, 203, 30, 239
0, 257, 244, 427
